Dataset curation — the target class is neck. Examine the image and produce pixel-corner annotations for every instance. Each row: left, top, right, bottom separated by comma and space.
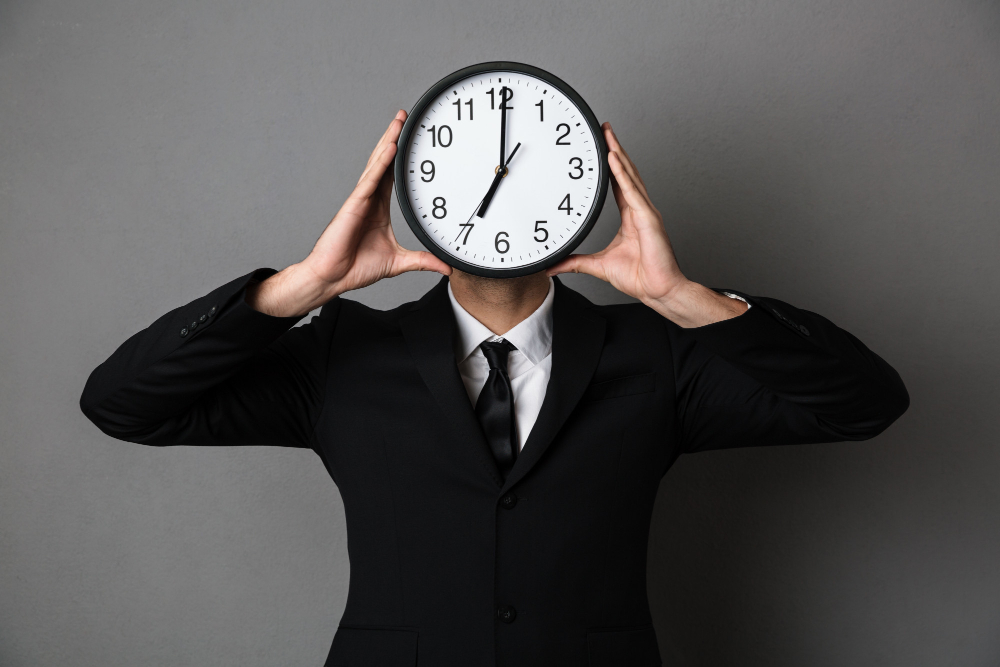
449, 270, 550, 335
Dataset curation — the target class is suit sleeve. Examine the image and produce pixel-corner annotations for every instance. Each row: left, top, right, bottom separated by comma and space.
80, 267, 340, 449
670, 289, 909, 453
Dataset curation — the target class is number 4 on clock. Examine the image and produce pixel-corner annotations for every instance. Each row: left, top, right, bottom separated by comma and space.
558, 194, 573, 215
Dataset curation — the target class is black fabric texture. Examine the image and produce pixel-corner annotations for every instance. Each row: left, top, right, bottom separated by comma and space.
80, 272, 909, 667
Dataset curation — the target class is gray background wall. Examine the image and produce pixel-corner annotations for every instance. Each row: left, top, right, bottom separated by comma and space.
2, 0, 998, 664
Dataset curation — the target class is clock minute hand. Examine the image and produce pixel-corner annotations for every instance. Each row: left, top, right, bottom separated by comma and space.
498, 85, 508, 169
476, 142, 521, 219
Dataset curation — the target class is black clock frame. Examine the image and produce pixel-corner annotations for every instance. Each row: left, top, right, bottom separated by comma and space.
394, 61, 610, 279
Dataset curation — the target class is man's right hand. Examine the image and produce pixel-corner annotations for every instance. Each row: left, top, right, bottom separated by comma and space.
246, 110, 452, 318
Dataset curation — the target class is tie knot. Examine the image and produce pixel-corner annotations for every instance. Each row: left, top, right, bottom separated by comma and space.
480, 339, 515, 371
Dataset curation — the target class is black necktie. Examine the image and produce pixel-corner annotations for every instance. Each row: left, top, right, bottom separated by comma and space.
475, 340, 518, 480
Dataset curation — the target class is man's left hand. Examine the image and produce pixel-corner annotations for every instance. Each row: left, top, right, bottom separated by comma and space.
547, 122, 747, 328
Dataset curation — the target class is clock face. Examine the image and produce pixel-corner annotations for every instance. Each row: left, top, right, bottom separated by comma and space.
395, 62, 609, 278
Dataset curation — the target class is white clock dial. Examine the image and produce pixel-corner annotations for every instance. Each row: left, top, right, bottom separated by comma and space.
398, 66, 606, 276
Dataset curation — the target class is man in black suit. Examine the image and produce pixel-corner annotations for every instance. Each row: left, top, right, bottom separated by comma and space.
80, 110, 909, 667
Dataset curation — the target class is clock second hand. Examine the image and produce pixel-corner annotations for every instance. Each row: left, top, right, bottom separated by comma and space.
454, 142, 523, 244
455, 197, 485, 244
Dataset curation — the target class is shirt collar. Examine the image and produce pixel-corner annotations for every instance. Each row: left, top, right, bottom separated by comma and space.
448, 277, 555, 366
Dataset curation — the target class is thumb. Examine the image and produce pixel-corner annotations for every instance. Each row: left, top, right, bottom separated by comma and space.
546, 253, 606, 281
393, 249, 453, 277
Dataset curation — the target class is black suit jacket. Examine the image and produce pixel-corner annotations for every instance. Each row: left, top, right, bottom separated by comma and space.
80, 269, 908, 667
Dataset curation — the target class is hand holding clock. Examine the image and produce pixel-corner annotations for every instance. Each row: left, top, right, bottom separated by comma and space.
245, 102, 745, 327
246, 110, 451, 318
547, 123, 747, 328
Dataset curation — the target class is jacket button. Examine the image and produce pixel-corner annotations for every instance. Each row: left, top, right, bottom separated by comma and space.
179, 327, 188, 337
799, 325, 810, 336
189, 321, 198, 330
500, 493, 518, 509
209, 305, 217, 316
199, 314, 208, 323
497, 605, 517, 623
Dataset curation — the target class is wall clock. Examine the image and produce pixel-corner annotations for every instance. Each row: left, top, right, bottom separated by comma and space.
394, 61, 610, 278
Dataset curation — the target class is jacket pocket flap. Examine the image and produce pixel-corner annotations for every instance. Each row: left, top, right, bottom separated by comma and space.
325, 626, 418, 667
583, 373, 656, 402
587, 625, 662, 666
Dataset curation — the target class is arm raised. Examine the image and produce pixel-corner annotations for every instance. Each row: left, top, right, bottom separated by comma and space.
80, 111, 450, 447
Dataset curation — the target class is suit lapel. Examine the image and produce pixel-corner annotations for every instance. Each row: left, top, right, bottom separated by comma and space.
400, 277, 504, 488
501, 278, 606, 494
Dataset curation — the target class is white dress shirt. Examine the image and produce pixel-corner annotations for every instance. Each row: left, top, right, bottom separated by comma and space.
448, 278, 555, 452
447, 279, 749, 453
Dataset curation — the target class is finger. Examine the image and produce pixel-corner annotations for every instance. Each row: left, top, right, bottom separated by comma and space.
376, 110, 406, 152
608, 170, 639, 237
364, 120, 401, 174
374, 151, 396, 201
393, 249, 452, 276
609, 168, 627, 212
608, 151, 651, 215
364, 120, 396, 170
606, 127, 649, 199
353, 141, 397, 201
374, 132, 401, 200
361, 110, 406, 180
603, 123, 643, 184
602, 127, 629, 213
603, 123, 650, 197
356, 139, 395, 196
546, 253, 606, 281
365, 111, 407, 171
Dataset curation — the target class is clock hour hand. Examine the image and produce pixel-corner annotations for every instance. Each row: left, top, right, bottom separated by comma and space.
455, 143, 518, 243
476, 142, 521, 219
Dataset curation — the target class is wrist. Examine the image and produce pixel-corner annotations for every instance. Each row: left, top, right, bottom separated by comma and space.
244, 262, 340, 318
646, 280, 747, 328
